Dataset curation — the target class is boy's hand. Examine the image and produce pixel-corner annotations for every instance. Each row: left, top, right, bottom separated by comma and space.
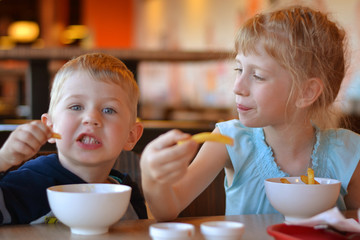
140, 129, 199, 185
0, 120, 53, 172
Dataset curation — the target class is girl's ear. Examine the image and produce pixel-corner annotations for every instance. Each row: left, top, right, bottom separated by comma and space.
41, 113, 56, 144
296, 78, 323, 108
123, 121, 144, 151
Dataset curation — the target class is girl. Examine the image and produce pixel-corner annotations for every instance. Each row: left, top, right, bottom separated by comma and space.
140, 5, 360, 221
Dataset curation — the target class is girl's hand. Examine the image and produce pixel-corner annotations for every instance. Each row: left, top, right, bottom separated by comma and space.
140, 129, 199, 185
0, 120, 53, 172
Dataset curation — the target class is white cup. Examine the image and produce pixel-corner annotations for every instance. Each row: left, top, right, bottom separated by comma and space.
149, 222, 195, 240
200, 221, 245, 240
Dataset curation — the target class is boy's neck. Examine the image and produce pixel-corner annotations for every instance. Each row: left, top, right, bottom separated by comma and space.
58, 155, 115, 183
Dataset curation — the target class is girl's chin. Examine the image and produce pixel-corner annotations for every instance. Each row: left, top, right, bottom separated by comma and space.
238, 118, 260, 128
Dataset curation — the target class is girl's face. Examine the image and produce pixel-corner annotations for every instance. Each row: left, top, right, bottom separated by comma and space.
234, 45, 295, 128
46, 71, 138, 168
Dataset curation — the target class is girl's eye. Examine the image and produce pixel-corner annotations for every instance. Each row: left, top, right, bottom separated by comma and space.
234, 68, 243, 73
253, 74, 265, 81
70, 105, 82, 111
103, 108, 116, 114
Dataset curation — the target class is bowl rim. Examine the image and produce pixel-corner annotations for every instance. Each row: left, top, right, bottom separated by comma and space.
265, 177, 341, 185
47, 183, 132, 194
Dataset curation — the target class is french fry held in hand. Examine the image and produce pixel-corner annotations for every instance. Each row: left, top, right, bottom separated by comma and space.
51, 132, 62, 139
178, 132, 234, 146
300, 168, 319, 184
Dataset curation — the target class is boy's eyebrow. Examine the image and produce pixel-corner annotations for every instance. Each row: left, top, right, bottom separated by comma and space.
62, 94, 127, 105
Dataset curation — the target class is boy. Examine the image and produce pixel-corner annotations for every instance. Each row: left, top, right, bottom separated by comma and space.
0, 53, 146, 224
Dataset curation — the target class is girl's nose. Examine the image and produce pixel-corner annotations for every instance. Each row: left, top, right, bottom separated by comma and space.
233, 74, 250, 97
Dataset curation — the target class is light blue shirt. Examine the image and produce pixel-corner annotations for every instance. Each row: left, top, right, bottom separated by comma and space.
216, 119, 360, 215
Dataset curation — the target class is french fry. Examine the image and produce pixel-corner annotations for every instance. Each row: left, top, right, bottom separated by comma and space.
51, 132, 62, 139
307, 168, 315, 184
280, 178, 291, 184
178, 132, 234, 146
300, 169, 320, 185
300, 175, 309, 184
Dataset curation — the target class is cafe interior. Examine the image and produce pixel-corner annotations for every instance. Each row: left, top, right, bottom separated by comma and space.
0, 0, 360, 238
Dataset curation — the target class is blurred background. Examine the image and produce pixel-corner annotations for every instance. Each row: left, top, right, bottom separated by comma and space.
0, 0, 359, 124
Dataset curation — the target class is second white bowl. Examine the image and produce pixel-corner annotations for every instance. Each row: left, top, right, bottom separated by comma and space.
265, 177, 341, 221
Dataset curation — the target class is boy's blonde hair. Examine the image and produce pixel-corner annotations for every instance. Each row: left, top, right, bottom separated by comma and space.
48, 53, 139, 121
235, 6, 347, 129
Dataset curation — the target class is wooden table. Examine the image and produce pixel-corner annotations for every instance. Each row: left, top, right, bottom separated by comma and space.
0, 211, 358, 240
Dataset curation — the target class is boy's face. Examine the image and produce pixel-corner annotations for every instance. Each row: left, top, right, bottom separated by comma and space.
44, 71, 141, 169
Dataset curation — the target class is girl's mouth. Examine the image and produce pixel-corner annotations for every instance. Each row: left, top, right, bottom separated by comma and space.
237, 104, 252, 111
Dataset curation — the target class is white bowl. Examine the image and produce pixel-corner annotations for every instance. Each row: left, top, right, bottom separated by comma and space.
47, 183, 131, 235
265, 177, 341, 221
149, 222, 195, 240
200, 221, 245, 240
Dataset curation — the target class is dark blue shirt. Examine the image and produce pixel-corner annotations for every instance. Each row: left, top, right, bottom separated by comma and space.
0, 154, 147, 224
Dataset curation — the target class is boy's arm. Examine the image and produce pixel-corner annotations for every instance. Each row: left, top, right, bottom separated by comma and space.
0, 121, 53, 172
0, 188, 10, 224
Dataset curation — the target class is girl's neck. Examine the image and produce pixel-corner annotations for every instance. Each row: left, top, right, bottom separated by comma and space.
263, 121, 316, 176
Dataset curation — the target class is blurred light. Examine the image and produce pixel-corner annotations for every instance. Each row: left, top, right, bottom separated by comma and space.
8, 21, 40, 43
0, 36, 15, 49
61, 25, 89, 45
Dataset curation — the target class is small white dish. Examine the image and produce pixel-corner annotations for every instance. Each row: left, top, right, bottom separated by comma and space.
200, 221, 245, 240
149, 222, 195, 240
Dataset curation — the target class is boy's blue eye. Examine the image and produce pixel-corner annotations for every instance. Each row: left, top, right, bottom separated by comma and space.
103, 108, 116, 114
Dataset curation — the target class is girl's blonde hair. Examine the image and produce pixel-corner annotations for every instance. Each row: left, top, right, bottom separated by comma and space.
48, 53, 139, 121
235, 6, 347, 129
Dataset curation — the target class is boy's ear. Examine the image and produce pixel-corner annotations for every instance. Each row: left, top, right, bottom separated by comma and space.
123, 121, 144, 151
296, 77, 323, 108
41, 113, 56, 144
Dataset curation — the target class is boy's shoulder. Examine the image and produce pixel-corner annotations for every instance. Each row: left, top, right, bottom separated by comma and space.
18, 153, 59, 172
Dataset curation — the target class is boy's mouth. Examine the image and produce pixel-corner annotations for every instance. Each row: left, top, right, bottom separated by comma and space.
78, 135, 100, 144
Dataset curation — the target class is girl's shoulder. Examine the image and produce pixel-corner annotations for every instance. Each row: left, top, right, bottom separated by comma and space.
320, 128, 360, 146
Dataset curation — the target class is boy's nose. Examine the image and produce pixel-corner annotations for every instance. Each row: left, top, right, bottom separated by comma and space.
82, 112, 102, 127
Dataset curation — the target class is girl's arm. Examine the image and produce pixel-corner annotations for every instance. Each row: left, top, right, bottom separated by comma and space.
140, 128, 229, 221
344, 161, 360, 209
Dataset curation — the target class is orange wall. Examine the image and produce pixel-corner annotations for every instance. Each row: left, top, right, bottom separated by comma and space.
82, 0, 133, 48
